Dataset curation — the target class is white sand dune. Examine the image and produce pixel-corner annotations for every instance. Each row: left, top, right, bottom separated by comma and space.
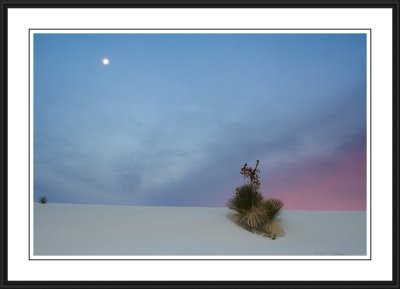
33, 203, 367, 257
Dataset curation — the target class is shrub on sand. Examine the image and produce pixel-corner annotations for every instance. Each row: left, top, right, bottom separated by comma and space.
227, 161, 285, 239
39, 196, 48, 204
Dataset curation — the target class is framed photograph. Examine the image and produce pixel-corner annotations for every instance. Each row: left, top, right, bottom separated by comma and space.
1, 0, 399, 288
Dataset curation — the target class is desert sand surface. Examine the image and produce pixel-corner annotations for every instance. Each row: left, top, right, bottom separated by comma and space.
33, 203, 367, 257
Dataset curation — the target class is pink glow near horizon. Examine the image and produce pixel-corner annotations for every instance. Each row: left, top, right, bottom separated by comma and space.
260, 147, 367, 211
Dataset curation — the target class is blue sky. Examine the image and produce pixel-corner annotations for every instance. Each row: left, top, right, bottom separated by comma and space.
33, 33, 367, 209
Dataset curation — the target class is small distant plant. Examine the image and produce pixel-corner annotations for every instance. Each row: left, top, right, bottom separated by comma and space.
39, 196, 48, 204
227, 160, 284, 239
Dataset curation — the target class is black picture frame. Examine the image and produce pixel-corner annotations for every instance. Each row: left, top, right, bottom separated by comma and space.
1, 1, 399, 288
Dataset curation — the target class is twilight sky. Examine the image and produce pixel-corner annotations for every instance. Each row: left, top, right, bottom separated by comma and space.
33, 33, 367, 210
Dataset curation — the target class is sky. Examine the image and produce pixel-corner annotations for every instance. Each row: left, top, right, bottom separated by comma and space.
33, 33, 367, 210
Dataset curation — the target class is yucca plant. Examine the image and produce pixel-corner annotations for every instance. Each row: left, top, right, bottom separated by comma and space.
227, 161, 285, 239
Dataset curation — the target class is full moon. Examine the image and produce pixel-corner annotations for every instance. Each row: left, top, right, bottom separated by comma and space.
102, 58, 109, 65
